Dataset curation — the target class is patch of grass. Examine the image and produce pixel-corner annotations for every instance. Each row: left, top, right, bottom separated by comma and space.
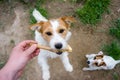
102, 41, 120, 60
30, 7, 48, 24
109, 18, 120, 40
113, 72, 119, 80
30, 9, 37, 24
0, 0, 6, 3
29, 0, 48, 24
76, 0, 110, 25
29, 0, 48, 38
35, 0, 44, 5
0, 62, 5, 69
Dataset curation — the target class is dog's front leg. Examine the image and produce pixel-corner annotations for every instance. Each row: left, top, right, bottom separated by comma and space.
38, 57, 50, 80
83, 67, 101, 71
60, 52, 73, 72
83, 67, 94, 71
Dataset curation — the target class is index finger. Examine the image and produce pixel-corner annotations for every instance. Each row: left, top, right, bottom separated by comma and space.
17, 40, 37, 48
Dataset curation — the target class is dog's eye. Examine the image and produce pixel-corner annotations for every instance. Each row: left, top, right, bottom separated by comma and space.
59, 29, 65, 33
95, 63, 98, 66
46, 32, 52, 36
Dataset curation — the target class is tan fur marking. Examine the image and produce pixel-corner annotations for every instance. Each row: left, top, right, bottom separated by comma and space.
38, 21, 51, 33
93, 61, 106, 67
56, 19, 69, 38
93, 57, 106, 67
30, 23, 42, 30
30, 17, 75, 42
57, 27, 68, 38
30, 21, 53, 42
58, 18, 69, 29
38, 21, 53, 42
94, 55, 104, 60
61, 16, 76, 23
42, 27, 53, 42
98, 62, 106, 66
59, 16, 76, 29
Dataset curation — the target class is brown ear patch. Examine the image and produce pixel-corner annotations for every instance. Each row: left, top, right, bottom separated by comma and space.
93, 61, 106, 67
94, 55, 104, 60
29, 21, 51, 33
60, 16, 76, 29
98, 62, 106, 66
61, 16, 76, 23
29, 21, 44, 31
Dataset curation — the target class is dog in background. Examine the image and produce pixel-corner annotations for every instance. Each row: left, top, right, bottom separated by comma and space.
83, 51, 120, 71
30, 9, 75, 80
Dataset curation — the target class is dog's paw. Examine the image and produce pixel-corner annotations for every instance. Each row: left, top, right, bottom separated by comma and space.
66, 64, 73, 72
82, 67, 89, 71
43, 72, 50, 80
85, 55, 89, 58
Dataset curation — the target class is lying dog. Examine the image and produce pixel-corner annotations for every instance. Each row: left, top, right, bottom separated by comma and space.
30, 9, 75, 80
83, 51, 120, 71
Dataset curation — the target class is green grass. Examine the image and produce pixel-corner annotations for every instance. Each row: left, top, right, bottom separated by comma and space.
29, 0, 48, 38
0, 62, 5, 69
102, 18, 120, 60
30, 7, 48, 24
102, 41, 120, 60
113, 72, 119, 80
109, 18, 120, 40
29, 0, 48, 24
0, 0, 6, 3
35, 0, 44, 5
76, 0, 110, 25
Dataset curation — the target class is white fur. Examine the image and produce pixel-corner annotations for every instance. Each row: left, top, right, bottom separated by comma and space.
33, 9, 73, 80
33, 9, 48, 22
83, 51, 120, 71
49, 20, 67, 49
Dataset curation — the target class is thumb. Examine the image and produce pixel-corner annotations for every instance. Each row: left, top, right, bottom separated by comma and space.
25, 44, 37, 55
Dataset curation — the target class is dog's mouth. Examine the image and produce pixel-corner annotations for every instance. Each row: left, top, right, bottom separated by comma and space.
56, 51, 63, 55
29, 43, 72, 54
51, 48, 68, 55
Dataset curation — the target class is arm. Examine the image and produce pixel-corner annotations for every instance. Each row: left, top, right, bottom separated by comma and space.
0, 40, 40, 80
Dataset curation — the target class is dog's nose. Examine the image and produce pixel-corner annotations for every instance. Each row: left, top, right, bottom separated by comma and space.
87, 61, 90, 64
55, 43, 63, 49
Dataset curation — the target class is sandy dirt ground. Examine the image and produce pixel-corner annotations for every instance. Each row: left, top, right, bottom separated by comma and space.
0, 0, 120, 80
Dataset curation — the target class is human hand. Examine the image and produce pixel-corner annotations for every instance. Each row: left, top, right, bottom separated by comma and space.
1, 40, 40, 79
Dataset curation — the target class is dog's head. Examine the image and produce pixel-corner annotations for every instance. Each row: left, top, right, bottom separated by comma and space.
30, 16, 75, 54
87, 51, 106, 67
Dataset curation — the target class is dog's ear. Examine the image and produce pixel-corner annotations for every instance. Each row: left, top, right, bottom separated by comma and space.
93, 61, 106, 67
30, 21, 44, 31
98, 62, 106, 66
94, 55, 104, 60
61, 16, 76, 27
93, 62, 98, 66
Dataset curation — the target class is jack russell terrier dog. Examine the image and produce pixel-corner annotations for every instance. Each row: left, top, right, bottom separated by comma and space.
30, 9, 75, 80
83, 51, 120, 71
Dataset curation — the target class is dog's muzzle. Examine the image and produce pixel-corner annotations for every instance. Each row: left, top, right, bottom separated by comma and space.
55, 43, 63, 55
